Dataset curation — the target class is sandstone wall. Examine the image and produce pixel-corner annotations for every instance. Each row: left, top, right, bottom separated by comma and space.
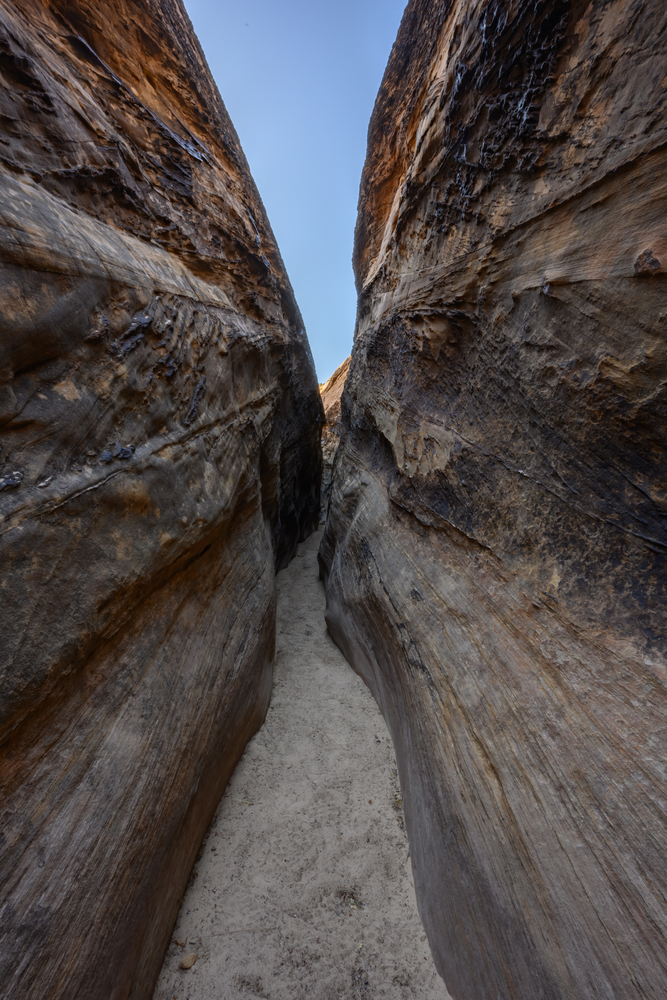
319, 355, 349, 520
321, 2, 667, 998
0, 2, 321, 997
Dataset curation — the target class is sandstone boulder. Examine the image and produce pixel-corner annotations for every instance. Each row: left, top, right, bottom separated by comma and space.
319, 355, 349, 520
321, 2, 667, 998
0, 2, 321, 997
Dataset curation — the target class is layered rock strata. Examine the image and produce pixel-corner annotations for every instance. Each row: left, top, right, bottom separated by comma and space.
0, 2, 321, 998
321, 2, 667, 999
319, 355, 349, 520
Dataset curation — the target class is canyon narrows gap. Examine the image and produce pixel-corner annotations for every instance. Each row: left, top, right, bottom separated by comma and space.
1, 1, 666, 1000
153, 530, 449, 1000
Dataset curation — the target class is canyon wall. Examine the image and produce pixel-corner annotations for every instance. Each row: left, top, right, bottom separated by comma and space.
320, 2, 667, 998
319, 355, 349, 520
0, 2, 321, 997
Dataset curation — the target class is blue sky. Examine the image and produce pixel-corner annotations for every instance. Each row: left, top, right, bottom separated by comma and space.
183, 0, 406, 381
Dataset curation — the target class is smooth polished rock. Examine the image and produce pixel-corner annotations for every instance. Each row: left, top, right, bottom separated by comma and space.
321, 2, 667, 999
0, 2, 321, 998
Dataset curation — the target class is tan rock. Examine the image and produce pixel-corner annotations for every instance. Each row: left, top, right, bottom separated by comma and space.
321, 2, 667, 999
0, 1, 321, 999
179, 953, 197, 971
319, 356, 349, 520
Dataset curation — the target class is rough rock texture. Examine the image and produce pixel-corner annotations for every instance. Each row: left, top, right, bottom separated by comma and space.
0, 2, 321, 998
320, 3, 667, 999
319, 356, 349, 520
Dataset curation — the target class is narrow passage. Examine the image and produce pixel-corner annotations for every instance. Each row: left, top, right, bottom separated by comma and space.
153, 530, 450, 1000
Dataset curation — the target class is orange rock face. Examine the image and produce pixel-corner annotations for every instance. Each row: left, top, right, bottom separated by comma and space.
321, 2, 667, 998
0, 1, 321, 997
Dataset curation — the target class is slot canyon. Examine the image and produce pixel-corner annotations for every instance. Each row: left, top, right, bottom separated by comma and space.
0, 1, 665, 999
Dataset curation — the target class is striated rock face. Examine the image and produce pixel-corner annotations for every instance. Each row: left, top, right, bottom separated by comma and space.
321, 2, 667, 999
319, 355, 349, 520
0, 1, 321, 997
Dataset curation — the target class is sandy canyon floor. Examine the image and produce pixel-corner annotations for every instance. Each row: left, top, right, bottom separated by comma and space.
153, 529, 450, 1000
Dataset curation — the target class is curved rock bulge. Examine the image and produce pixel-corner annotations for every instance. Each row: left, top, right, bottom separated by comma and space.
0, 2, 321, 998
321, 2, 667, 999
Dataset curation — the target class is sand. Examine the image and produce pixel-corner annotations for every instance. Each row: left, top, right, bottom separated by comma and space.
152, 529, 451, 1000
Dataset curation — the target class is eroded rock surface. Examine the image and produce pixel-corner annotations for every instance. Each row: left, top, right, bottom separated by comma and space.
0, 2, 321, 998
321, 2, 667, 999
319, 356, 349, 520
